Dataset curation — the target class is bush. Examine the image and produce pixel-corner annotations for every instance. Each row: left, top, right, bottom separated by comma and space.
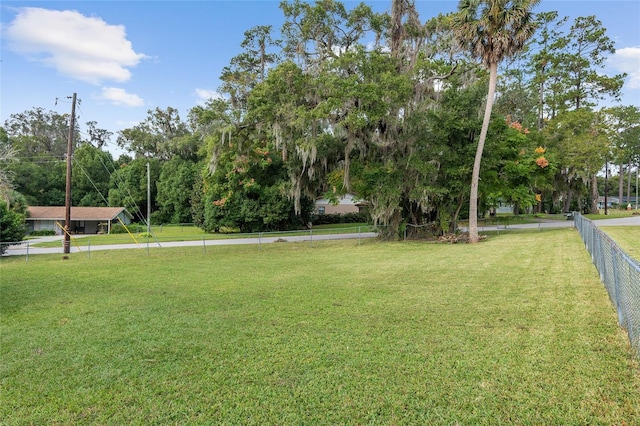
28, 229, 56, 236
0, 201, 26, 254
311, 212, 370, 225
110, 223, 145, 234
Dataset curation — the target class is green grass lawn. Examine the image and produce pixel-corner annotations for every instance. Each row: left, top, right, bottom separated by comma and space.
2, 229, 639, 424
586, 209, 640, 219
599, 226, 640, 260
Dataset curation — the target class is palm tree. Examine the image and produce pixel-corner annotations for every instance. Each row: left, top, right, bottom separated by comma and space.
453, 0, 539, 243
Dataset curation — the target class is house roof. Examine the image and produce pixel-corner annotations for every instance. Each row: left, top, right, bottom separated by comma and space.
27, 206, 129, 221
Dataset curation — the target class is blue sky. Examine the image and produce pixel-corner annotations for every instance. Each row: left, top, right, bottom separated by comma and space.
1, 1, 639, 155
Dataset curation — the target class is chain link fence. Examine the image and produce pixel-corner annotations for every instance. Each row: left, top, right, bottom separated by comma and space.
0, 225, 383, 260
574, 212, 640, 357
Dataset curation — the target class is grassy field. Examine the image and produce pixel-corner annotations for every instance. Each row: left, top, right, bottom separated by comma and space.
599, 226, 640, 260
2, 229, 639, 424
586, 210, 640, 219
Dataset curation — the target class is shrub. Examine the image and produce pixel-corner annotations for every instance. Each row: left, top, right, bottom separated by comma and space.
0, 201, 26, 254
110, 223, 145, 234
311, 212, 370, 225
28, 229, 56, 236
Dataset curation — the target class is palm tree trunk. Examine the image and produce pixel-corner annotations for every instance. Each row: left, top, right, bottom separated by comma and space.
469, 62, 498, 243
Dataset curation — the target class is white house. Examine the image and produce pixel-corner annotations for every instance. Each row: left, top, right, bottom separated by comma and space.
314, 193, 366, 215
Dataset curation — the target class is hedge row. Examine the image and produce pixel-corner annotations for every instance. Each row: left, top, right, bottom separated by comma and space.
311, 212, 370, 225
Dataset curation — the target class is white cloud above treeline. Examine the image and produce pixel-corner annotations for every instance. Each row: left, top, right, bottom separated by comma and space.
100, 87, 144, 107
610, 46, 640, 89
5, 7, 147, 85
195, 88, 224, 104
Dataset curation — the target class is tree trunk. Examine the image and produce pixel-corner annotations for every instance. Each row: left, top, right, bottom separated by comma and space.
537, 79, 544, 130
452, 193, 466, 233
619, 163, 624, 208
512, 201, 520, 216
469, 62, 498, 243
591, 174, 599, 214
627, 160, 632, 205
390, 0, 405, 62
563, 187, 572, 213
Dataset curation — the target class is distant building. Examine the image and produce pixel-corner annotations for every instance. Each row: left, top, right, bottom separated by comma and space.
597, 197, 619, 210
598, 196, 638, 210
26, 206, 132, 235
314, 193, 367, 215
618, 196, 638, 206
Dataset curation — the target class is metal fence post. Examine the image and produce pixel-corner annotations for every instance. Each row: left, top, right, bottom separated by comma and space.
611, 248, 624, 327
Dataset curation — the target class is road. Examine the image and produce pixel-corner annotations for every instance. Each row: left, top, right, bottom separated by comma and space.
586, 215, 640, 227
474, 215, 640, 230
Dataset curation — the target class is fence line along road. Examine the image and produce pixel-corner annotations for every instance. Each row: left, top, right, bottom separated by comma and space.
2, 230, 379, 257
3, 216, 637, 257
2, 219, 574, 257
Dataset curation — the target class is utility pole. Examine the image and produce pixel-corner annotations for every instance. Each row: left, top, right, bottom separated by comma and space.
147, 161, 151, 234
64, 93, 77, 255
604, 159, 608, 215
636, 163, 640, 210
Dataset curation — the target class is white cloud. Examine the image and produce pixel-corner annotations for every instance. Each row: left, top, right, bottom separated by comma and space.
366, 41, 390, 53
195, 88, 224, 104
610, 46, 640, 89
100, 87, 144, 107
5, 7, 146, 84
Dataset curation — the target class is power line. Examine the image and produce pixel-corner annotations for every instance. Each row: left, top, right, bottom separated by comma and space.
93, 149, 150, 226
71, 158, 111, 207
